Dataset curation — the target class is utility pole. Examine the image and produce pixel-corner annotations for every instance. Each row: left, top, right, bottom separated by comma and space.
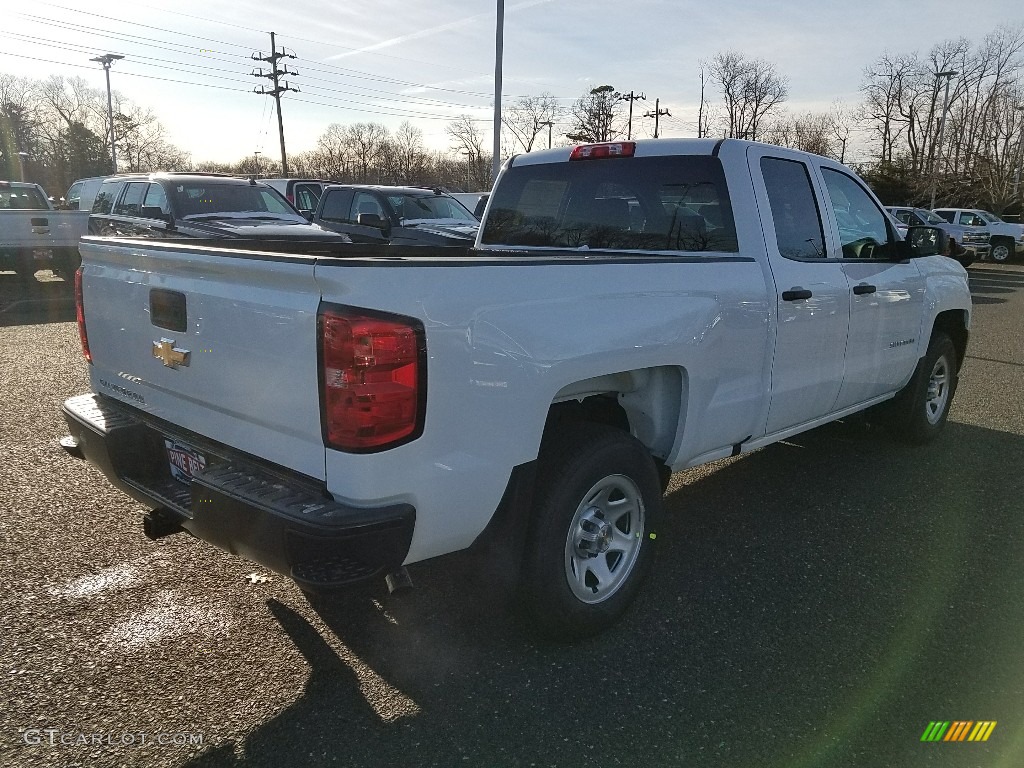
620, 91, 646, 140
538, 120, 554, 149
90, 53, 124, 173
252, 32, 299, 176
643, 99, 671, 139
253, 150, 262, 177
930, 70, 957, 210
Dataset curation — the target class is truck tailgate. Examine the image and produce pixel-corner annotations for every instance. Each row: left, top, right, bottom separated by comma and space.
78, 239, 326, 481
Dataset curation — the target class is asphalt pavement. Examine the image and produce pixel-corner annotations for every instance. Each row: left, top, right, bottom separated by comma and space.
1, 265, 1022, 768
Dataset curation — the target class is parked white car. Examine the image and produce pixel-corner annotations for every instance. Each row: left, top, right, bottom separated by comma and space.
932, 208, 1024, 262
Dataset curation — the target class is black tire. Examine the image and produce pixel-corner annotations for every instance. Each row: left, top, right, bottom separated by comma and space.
888, 332, 959, 444
518, 423, 663, 639
990, 237, 1012, 263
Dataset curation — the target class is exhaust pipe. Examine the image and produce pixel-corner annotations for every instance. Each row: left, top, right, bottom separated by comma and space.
384, 567, 413, 594
143, 509, 184, 540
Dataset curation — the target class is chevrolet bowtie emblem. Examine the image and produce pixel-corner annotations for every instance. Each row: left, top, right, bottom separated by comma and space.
152, 338, 191, 368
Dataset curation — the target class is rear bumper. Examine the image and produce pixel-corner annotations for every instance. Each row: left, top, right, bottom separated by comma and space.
61, 393, 415, 589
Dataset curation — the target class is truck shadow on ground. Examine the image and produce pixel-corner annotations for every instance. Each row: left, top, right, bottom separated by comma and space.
183, 419, 1024, 768
0, 271, 74, 327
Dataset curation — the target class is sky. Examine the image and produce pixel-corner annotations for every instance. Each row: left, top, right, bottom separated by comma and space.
2, 0, 1022, 166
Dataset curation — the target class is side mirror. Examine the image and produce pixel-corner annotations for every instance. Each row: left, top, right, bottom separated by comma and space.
898, 225, 947, 258
357, 212, 390, 236
303, 210, 314, 222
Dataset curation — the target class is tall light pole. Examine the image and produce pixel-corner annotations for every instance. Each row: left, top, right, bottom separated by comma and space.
17, 152, 29, 182
539, 120, 553, 149
90, 54, 124, 173
1014, 105, 1024, 202
930, 70, 957, 210
253, 150, 262, 177
491, 0, 504, 184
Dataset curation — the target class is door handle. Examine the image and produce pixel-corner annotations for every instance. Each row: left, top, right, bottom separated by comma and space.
782, 288, 812, 301
852, 283, 877, 295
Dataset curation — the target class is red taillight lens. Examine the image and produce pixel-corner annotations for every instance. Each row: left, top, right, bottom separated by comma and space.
74, 268, 91, 363
569, 142, 636, 160
319, 307, 425, 452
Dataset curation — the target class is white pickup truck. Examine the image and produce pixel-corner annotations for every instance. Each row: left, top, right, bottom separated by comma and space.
0, 181, 88, 281
61, 139, 971, 638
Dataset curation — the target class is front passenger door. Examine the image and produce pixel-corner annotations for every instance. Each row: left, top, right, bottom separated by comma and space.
819, 167, 926, 407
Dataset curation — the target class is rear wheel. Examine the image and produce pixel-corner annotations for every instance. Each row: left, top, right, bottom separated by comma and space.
519, 423, 663, 639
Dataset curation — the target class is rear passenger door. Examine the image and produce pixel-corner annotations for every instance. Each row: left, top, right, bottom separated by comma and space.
748, 145, 851, 434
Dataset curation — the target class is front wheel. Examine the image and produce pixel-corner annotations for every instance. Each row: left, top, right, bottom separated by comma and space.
890, 332, 959, 443
519, 423, 663, 639
990, 238, 1012, 263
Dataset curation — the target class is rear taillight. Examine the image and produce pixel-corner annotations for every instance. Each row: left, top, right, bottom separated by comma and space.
569, 142, 636, 160
75, 268, 91, 363
318, 306, 425, 452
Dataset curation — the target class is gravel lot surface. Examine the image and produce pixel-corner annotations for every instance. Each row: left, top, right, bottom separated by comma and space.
1, 265, 1022, 768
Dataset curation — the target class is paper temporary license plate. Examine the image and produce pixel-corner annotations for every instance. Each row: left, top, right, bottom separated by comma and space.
164, 438, 207, 483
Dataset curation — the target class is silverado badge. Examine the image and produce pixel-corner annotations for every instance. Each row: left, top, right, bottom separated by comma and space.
152, 338, 191, 369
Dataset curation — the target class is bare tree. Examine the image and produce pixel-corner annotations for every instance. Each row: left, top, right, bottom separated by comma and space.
857, 24, 1024, 209
446, 115, 490, 189
707, 52, 788, 140
566, 85, 623, 143
502, 92, 560, 153
343, 122, 389, 183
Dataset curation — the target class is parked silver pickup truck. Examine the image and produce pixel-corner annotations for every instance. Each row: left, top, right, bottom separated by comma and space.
0, 181, 88, 281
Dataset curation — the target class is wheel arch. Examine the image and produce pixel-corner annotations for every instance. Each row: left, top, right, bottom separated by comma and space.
930, 309, 969, 373
544, 365, 686, 462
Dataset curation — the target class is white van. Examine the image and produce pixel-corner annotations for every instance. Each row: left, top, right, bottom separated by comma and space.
64, 176, 105, 211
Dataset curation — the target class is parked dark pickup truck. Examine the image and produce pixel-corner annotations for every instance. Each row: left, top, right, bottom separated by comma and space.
88, 172, 351, 244
313, 184, 479, 245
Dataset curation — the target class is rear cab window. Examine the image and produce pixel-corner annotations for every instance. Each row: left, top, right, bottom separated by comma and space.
481, 155, 738, 253
0, 185, 49, 210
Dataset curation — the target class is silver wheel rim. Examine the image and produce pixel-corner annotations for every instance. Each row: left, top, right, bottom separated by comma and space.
564, 474, 645, 604
992, 244, 1009, 262
924, 354, 951, 425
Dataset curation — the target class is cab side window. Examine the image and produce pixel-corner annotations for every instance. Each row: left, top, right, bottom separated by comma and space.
761, 157, 826, 259
92, 181, 125, 214
353, 192, 384, 221
142, 184, 170, 217
820, 168, 893, 259
294, 184, 321, 213
318, 189, 354, 223
114, 182, 147, 216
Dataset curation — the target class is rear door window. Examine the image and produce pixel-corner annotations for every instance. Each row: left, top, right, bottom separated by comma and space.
760, 157, 826, 259
481, 155, 738, 252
